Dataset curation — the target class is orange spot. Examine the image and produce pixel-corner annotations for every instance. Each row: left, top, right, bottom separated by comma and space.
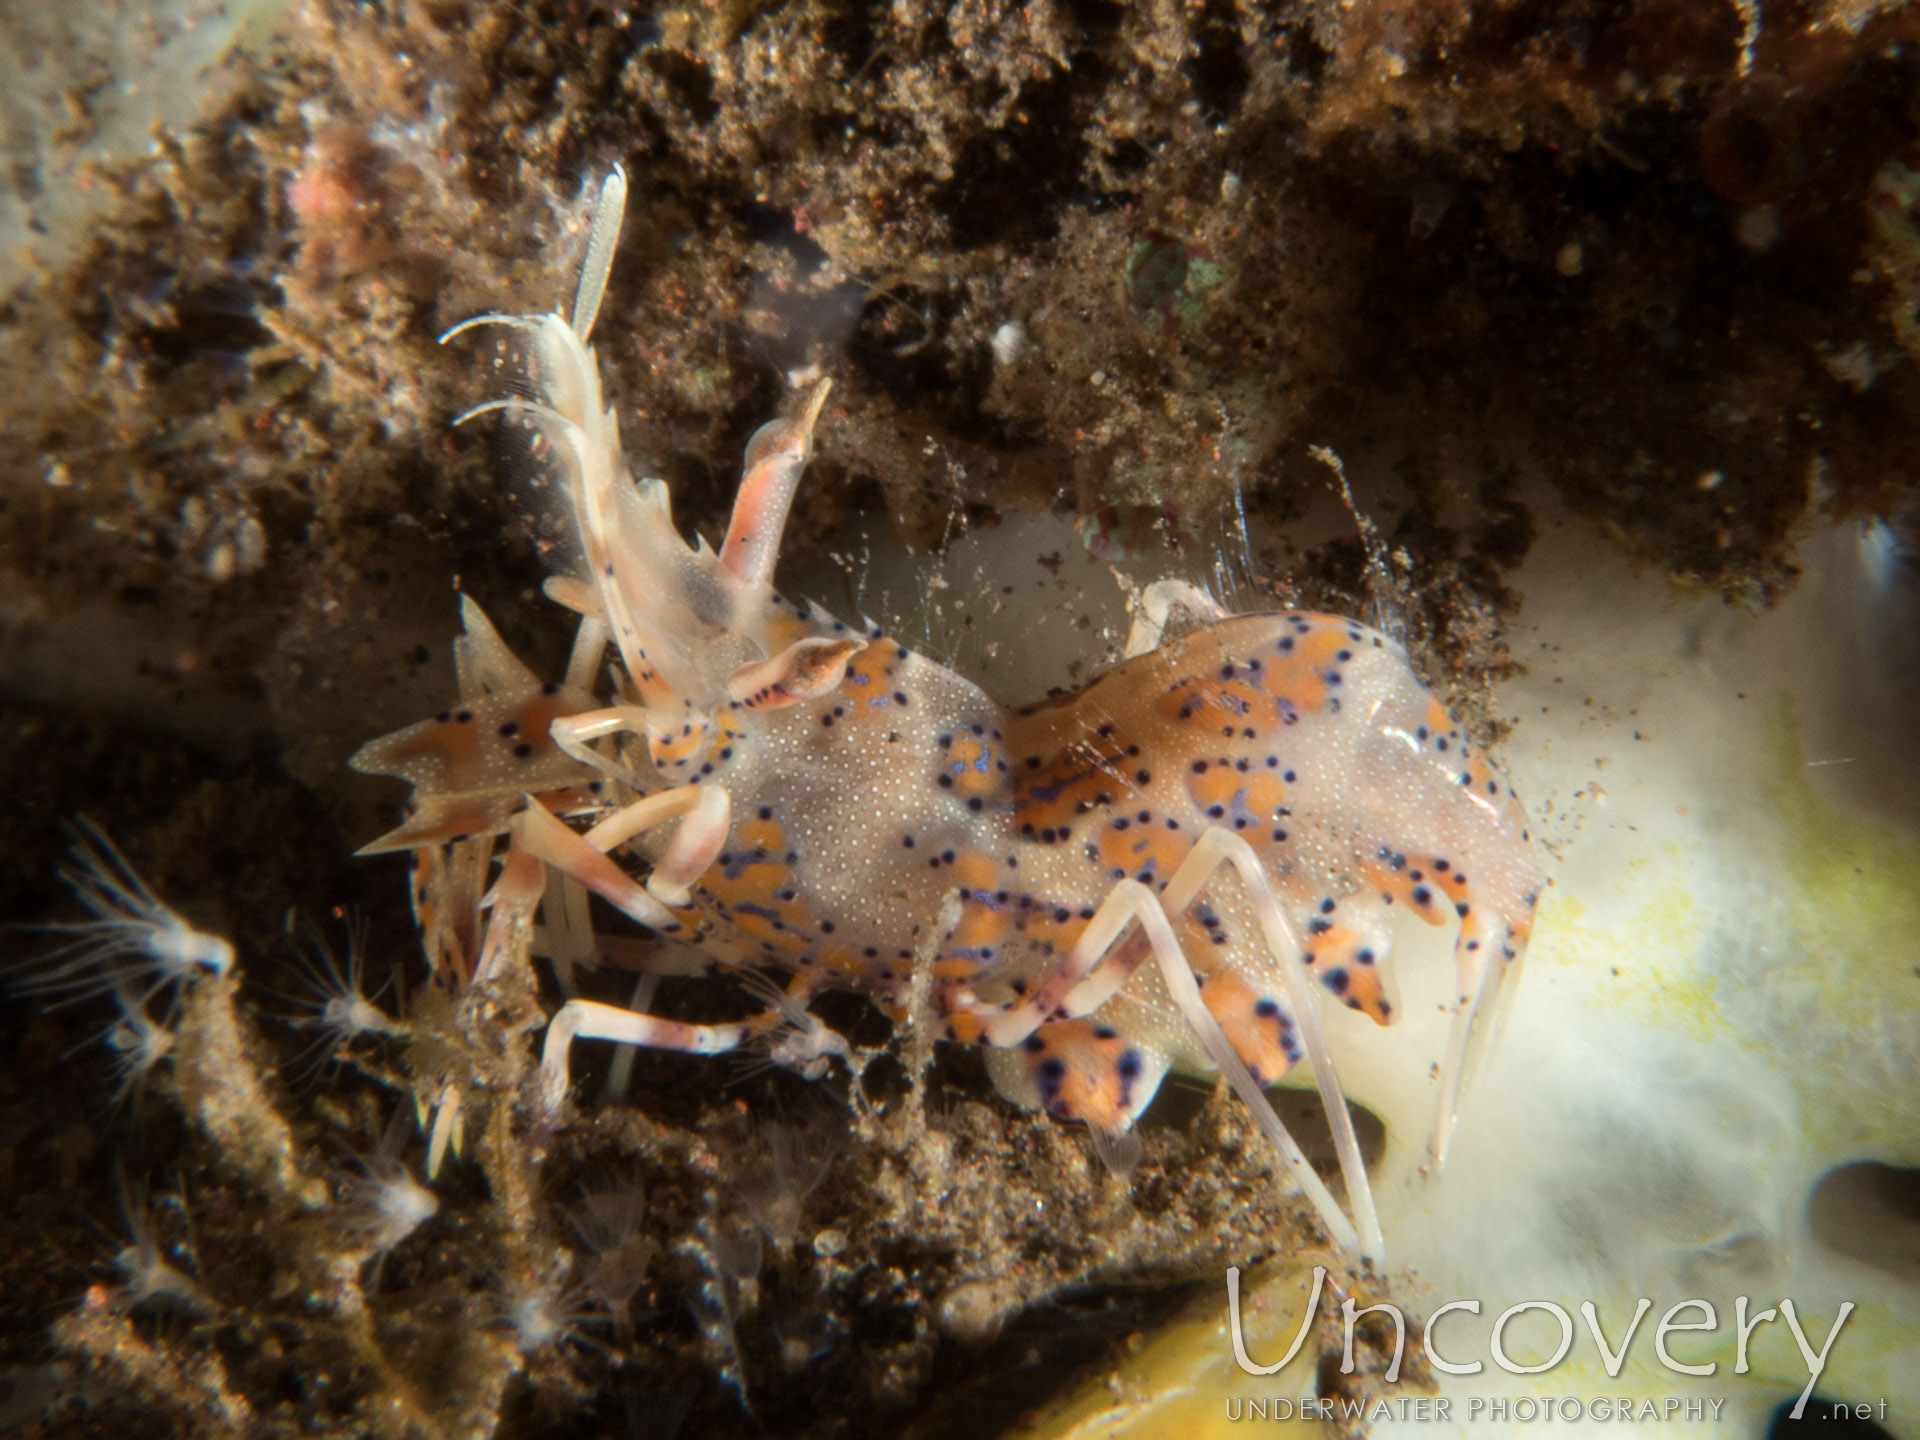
1184, 767, 1288, 830
738, 859, 795, 897
1028, 1020, 1137, 1129
952, 900, 1012, 951
1096, 822, 1191, 881
1357, 858, 1453, 928
1302, 925, 1391, 1025
730, 911, 806, 952
942, 735, 1002, 800
1201, 970, 1300, 1083
1158, 676, 1271, 727
951, 853, 999, 890
1008, 726, 1130, 831
820, 945, 865, 981
740, 818, 786, 853
648, 715, 714, 770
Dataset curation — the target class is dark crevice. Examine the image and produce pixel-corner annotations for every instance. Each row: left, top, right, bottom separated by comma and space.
939, 69, 1092, 251
1189, 0, 1250, 123
1809, 1160, 1920, 1277
642, 48, 720, 125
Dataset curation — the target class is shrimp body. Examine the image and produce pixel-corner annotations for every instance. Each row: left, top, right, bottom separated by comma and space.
352, 169, 1542, 1260
670, 609, 1538, 1121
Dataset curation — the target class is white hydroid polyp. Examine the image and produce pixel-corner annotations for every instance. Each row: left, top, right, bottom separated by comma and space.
14, 818, 233, 1011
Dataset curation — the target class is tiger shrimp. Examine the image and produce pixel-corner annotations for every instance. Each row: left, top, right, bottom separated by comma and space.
351, 167, 1543, 1262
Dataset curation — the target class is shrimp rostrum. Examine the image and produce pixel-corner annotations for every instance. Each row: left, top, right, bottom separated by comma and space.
352, 169, 1543, 1262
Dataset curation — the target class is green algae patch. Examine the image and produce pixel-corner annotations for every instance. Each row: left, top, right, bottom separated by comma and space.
1601, 875, 1725, 1044
1529, 870, 1726, 1048
1758, 698, 1920, 1166
1536, 695, 1920, 1165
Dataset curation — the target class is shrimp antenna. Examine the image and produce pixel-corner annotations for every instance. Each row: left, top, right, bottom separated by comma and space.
572, 164, 627, 344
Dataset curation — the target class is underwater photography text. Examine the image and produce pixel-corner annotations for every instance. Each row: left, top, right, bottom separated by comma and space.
1224, 1266, 1858, 1420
